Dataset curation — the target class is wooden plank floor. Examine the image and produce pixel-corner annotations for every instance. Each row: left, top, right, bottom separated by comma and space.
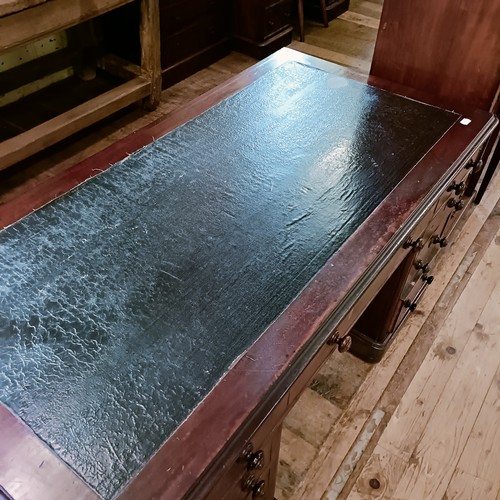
342, 203, 500, 500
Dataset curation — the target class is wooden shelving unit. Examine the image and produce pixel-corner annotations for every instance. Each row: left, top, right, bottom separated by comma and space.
0, 0, 161, 171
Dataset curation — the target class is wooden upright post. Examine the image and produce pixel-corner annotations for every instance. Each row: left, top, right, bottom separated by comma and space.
140, 0, 161, 109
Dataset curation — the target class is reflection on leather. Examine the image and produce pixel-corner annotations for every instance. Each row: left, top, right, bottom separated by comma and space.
0, 61, 457, 498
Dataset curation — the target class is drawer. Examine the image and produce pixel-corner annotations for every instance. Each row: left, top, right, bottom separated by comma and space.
206, 325, 352, 498
441, 192, 472, 240
432, 163, 471, 216
160, 0, 227, 34
262, 0, 293, 39
405, 202, 451, 286
161, 15, 228, 67
207, 423, 282, 500
395, 273, 433, 332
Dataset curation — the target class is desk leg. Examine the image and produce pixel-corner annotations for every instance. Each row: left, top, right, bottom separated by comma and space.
140, 0, 161, 110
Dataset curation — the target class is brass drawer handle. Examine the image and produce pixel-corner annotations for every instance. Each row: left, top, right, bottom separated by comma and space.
243, 475, 266, 497
403, 236, 424, 250
247, 450, 264, 470
415, 260, 430, 274
431, 235, 448, 247
447, 197, 465, 210
327, 331, 352, 353
447, 180, 465, 195
239, 444, 265, 470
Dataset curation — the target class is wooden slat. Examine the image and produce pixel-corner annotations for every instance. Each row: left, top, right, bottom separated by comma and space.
288, 41, 370, 75
444, 469, 498, 500
445, 367, 500, 497
0, 0, 46, 17
97, 53, 143, 81
0, 76, 150, 170
338, 10, 380, 30
0, 0, 135, 52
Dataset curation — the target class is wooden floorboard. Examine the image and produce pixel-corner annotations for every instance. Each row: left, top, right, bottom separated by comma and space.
391, 269, 500, 499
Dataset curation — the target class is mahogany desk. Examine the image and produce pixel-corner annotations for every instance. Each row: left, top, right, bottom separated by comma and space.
0, 49, 497, 499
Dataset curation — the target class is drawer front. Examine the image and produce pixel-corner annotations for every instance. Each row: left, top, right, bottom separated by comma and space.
161, 15, 228, 67
398, 188, 472, 329
405, 202, 451, 287
432, 163, 471, 216
160, 0, 228, 34
394, 276, 431, 332
262, 0, 293, 39
207, 423, 282, 500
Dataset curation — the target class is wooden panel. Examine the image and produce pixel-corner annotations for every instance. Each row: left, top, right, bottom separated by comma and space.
370, 0, 500, 111
0, 76, 150, 170
0, 0, 135, 52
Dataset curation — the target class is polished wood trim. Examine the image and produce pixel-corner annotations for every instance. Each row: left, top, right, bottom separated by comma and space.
0, 404, 97, 500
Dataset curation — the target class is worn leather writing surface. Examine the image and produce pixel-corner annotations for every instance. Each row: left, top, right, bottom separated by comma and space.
0, 62, 457, 498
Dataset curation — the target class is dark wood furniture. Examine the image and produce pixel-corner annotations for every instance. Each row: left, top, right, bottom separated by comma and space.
0, 0, 161, 171
159, 0, 231, 86
298, 0, 328, 42
0, 49, 497, 500
231, 0, 293, 58
350, 149, 482, 362
370, 0, 500, 205
304, 0, 349, 23
102, 0, 232, 88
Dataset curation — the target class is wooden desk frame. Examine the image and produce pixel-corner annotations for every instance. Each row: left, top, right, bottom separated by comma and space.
0, 0, 161, 171
0, 49, 496, 499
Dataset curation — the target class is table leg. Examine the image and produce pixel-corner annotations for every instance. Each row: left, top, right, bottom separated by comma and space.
298, 0, 305, 42
140, 0, 161, 110
320, 0, 329, 27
